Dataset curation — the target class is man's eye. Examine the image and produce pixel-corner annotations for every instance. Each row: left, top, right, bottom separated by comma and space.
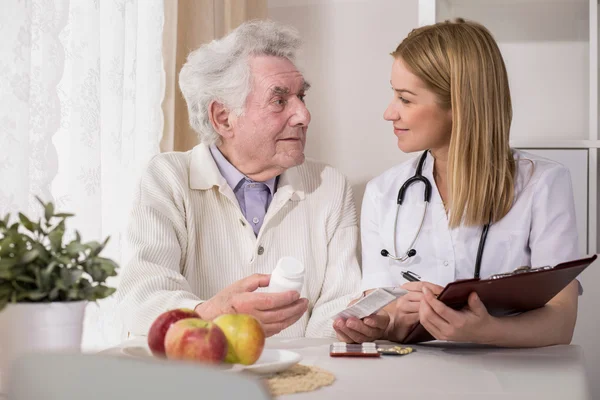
274, 99, 287, 106
298, 94, 306, 103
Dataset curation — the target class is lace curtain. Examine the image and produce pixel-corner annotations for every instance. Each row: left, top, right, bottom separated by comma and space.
0, 0, 164, 350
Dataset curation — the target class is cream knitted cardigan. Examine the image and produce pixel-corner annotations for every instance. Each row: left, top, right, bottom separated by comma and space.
116, 144, 362, 338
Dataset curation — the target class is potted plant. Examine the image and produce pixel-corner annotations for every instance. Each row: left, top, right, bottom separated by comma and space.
0, 197, 118, 386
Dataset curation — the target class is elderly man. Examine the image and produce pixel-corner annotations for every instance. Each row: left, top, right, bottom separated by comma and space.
116, 20, 364, 338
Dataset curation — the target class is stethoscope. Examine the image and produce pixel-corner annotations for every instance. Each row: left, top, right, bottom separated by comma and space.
380, 151, 491, 279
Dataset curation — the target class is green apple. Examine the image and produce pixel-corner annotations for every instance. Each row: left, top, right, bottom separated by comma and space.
213, 314, 265, 365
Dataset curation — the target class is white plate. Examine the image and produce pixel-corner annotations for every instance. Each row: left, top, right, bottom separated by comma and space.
121, 345, 154, 359
236, 349, 302, 375
119, 346, 301, 375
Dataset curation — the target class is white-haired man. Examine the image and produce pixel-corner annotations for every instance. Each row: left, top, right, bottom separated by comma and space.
117, 20, 388, 339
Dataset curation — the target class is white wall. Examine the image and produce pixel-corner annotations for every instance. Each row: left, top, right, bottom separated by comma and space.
438, 1, 589, 141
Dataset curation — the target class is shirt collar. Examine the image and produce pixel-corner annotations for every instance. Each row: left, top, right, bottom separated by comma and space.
208, 145, 276, 194
189, 143, 303, 200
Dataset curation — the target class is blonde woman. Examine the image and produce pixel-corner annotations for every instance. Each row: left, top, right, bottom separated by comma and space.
333, 19, 580, 347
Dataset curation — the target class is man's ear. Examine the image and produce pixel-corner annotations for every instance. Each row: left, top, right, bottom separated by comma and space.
208, 100, 233, 139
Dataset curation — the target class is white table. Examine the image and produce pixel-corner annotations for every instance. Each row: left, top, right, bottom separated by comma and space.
101, 338, 591, 400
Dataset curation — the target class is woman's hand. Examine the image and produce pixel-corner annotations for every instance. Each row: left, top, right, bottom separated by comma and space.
333, 309, 390, 343
419, 286, 495, 343
385, 282, 444, 342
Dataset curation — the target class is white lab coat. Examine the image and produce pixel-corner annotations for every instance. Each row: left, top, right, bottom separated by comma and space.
360, 150, 580, 292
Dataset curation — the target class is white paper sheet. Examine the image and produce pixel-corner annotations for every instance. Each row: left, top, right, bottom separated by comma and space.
336, 287, 408, 320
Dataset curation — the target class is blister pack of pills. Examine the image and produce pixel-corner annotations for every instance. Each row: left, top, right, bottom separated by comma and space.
329, 342, 380, 357
329, 342, 415, 358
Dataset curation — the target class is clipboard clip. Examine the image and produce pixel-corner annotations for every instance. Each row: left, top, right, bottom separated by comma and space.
489, 265, 553, 280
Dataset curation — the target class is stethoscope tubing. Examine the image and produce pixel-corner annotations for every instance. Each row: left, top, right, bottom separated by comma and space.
382, 150, 490, 279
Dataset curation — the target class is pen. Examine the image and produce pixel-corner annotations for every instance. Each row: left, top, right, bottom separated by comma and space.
401, 270, 421, 282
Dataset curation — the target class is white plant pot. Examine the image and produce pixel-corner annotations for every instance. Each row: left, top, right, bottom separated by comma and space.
0, 301, 86, 392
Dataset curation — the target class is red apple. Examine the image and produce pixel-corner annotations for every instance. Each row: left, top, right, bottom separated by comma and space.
213, 314, 265, 365
147, 308, 198, 357
164, 318, 228, 364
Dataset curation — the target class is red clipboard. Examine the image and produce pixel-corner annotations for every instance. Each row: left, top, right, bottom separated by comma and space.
402, 255, 597, 344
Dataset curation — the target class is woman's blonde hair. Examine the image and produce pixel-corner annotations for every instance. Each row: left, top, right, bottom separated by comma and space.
392, 18, 515, 228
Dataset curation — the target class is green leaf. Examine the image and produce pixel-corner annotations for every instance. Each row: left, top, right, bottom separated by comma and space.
43, 261, 58, 276
87, 264, 107, 282
97, 257, 118, 277
32, 243, 50, 263
55, 213, 75, 218
30, 222, 41, 234
48, 229, 64, 252
35, 196, 46, 209
15, 275, 36, 284
44, 203, 55, 221
34, 267, 42, 288
0, 237, 14, 257
85, 241, 104, 258
11, 280, 28, 292
56, 255, 72, 266
18, 213, 34, 232
18, 249, 39, 265
49, 287, 60, 301
0, 284, 13, 297
67, 288, 79, 300
65, 241, 86, 258
54, 278, 66, 290
24, 291, 47, 301
60, 268, 83, 287
90, 285, 116, 300
0, 257, 17, 270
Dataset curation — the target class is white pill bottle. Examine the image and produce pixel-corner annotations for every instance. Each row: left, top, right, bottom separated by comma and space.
268, 256, 305, 294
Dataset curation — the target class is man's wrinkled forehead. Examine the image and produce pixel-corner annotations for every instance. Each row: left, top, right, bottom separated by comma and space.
249, 55, 309, 93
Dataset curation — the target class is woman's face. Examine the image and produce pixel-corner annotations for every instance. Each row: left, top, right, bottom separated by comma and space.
383, 58, 452, 154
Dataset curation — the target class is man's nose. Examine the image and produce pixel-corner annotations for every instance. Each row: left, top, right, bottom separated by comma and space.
290, 98, 311, 127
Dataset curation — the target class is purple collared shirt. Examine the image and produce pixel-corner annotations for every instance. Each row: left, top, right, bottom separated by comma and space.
209, 145, 276, 236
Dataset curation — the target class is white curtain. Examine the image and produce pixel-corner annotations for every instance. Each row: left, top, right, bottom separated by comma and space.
0, 0, 165, 350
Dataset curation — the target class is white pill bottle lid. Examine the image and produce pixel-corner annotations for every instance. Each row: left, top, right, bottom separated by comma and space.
269, 256, 304, 294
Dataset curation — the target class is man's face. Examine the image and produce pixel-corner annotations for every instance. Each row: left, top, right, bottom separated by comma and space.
227, 55, 311, 176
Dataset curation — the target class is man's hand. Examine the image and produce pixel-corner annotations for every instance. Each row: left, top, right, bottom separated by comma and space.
195, 274, 309, 337
333, 309, 390, 343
